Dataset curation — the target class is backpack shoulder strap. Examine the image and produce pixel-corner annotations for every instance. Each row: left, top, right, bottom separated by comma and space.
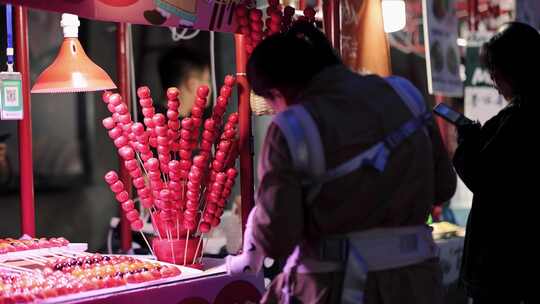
271, 105, 326, 180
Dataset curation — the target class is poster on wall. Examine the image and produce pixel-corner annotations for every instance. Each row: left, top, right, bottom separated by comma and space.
0, 0, 246, 33
464, 45, 507, 124
422, 0, 463, 97
515, 0, 540, 29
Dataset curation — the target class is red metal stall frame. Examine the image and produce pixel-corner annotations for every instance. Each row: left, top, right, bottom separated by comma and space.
234, 33, 254, 237
116, 22, 133, 253
14, 4, 35, 237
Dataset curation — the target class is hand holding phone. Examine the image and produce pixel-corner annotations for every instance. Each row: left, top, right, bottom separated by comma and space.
433, 103, 473, 127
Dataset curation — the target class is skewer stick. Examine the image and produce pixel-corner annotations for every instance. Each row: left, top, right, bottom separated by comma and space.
198, 237, 208, 264
139, 231, 155, 257
192, 234, 204, 265
183, 229, 190, 265
0, 263, 34, 273
150, 211, 163, 240
167, 228, 176, 264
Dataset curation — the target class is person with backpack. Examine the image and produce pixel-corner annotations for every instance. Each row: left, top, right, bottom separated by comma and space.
227, 22, 456, 304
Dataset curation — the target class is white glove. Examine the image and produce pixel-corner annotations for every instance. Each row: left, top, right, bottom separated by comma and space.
226, 206, 265, 275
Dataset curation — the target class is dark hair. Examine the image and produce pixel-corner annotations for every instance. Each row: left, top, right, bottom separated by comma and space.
481, 22, 540, 100
247, 21, 341, 102
158, 46, 209, 92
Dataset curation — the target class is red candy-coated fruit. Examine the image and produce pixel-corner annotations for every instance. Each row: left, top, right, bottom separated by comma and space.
139, 97, 153, 108
157, 136, 169, 146
131, 219, 144, 231
251, 31, 263, 41
142, 107, 155, 118
122, 200, 135, 211
149, 137, 158, 148
116, 191, 130, 203
184, 209, 198, 219
118, 146, 135, 160
207, 202, 218, 213
177, 160, 190, 171
137, 86, 151, 98
197, 85, 210, 98
227, 168, 238, 178
180, 150, 191, 160
102, 117, 115, 129
204, 119, 216, 131
199, 222, 211, 233
218, 140, 231, 152
166, 87, 179, 99
141, 197, 153, 208
131, 122, 145, 135
216, 173, 228, 184
168, 160, 181, 172
202, 130, 214, 141
141, 151, 153, 161
168, 120, 180, 130
184, 219, 196, 230
168, 180, 181, 191
118, 114, 131, 124
203, 212, 214, 221
132, 176, 146, 189
124, 159, 139, 171
200, 139, 212, 151
228, 112, 239, 123
196, 97, 207, 108
249, 8, 263, 20
188, 170, 202, 182
130, 168, 143, 179
115, 103, 128, 115
153, 113, 166, 126
212, 182, 224, 192
159, 189, 171, 201
181, 118, 193, 130
108, 127, 123, 139
180, 129, 191, 140
192, 117, 202, 127
211, 217, 221, 227
220, 86, 232, 98
159, 154, 170, 164
155, 126, 168, 137
110, 180, 125, 193
109, 94, 122, 106
104, 171, 119, 184
193, 155, 207, 168
212, 160, 224, 171
191, 106, 203, 117
224, 75, 236, 86
167, 109, 178, 120
179, 139, 191, 150
144, 117, 155, 128
223, 129, 236, 139
186, 190, 199, 201
114, 136, 128, 148
138, 187, 150, 198
145, 158, 160, 171
186, 199, 198, 210
156, 146, 168, 156
102, 91, 112, 103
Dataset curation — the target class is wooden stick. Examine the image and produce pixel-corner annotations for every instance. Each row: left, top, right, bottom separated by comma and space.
0, 263, 34, 273
139, 231, 155, 257
183, 229, 189, 266
198, 237, 208, 264
192, 234, 204, 265
150, 210, 163, 240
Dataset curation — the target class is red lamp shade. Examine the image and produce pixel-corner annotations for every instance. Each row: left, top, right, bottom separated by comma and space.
31, 14, 116, 93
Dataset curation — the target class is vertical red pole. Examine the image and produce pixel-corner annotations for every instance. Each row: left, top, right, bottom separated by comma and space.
117, 23, 132, 252
234, 34, 254, 237
14, 6, 35, 237
434, 95, 449, 150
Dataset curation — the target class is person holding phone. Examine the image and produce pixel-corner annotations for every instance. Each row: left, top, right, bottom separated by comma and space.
453, 22, 540, 304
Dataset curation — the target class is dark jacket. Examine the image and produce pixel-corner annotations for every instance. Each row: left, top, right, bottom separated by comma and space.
454, 98, 539, 298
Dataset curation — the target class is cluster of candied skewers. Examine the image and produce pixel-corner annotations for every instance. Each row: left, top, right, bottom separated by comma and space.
102, 75, 240, 265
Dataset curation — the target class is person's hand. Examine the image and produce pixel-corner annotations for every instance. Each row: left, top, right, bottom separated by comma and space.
0, 143, 7, 167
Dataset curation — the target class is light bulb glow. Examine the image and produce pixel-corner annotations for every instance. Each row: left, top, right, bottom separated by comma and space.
382, 0, 406, 33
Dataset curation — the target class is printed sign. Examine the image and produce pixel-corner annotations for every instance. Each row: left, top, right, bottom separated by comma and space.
422, 0, 463, 97
0, 72, 24, 120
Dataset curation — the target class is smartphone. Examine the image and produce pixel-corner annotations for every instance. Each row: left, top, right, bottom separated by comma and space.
433, 103, 473, 127
0, 133, 11, 142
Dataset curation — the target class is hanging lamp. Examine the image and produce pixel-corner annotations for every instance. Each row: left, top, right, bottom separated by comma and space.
31, 14, 116, 93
